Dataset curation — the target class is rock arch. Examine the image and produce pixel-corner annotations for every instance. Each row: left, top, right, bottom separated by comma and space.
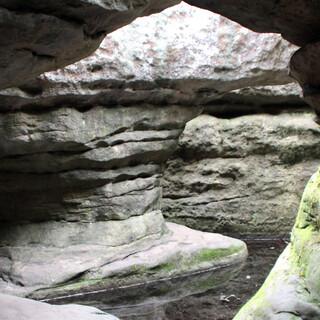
1, 1, 320, 319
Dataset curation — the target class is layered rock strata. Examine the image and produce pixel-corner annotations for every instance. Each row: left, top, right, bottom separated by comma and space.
0, 103, 208, 298
5, 3, 297, 299
163, 112, 320, 236
182, 0, 320, 122
0, 0, 308, 307
0, 3, 299, 112
0, 1, 318, 320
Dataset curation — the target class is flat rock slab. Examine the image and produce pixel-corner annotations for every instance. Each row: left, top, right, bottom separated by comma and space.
32, 222, 247, 300
0, 293, 119, 320
0, 3, 299, 112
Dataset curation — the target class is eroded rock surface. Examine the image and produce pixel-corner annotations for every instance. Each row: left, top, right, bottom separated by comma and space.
0, 3, 299, 112
234, 168, 320, 320
0, 293, 119, 320
163, 112, 320, 236
0, 2, 301, 300
30, 223, 247, 300
0, 0, 180, 90
0, 104, 203, 297
177, 0, 320, 121
290, 42, 320, 120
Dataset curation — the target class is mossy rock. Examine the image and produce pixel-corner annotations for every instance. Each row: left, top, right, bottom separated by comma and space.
234, 168, 320, 320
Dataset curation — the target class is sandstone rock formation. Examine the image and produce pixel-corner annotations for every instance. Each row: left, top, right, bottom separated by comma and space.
1, 293, 119, 320
290, 42, 320, 119
183, 0, 320, 122
3, 3, 287, 299
0, 0, 180, 89
163, 112, 320, 236
0, 2, 317, 318
234, 168, 320, 320
50, 260, 245, 320
0, 3, 299, 112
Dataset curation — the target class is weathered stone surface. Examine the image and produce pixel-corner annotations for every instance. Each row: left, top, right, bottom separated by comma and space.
0, 0, 180, 89
163, 112, 320, 236
177, 1, 320, 119
234, 168, 320, 320
0, 293, 119, 320
0, 3, 299, 112
0, 105, 199, 224
0, 220, 247, 299
50, 256, 245, 320
0, 211, 167, 296
185, 0, 320, 46
205, 83, 304, 117
0, 102, 216, 297
28, 223, 247, 300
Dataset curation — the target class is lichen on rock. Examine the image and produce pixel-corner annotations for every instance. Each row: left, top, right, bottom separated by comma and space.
233, 168, 320, 320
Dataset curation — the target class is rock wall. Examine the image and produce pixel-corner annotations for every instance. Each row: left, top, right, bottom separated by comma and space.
0, 102, 211, 298
163, 112, 320, 237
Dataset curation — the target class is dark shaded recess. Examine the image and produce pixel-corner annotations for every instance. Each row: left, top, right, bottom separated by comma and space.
204, 104, 309, 119
0, 0, 180, 35
185, 0, 320, 46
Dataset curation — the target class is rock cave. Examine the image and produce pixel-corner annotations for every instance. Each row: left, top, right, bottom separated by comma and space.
1, 1, 320, 320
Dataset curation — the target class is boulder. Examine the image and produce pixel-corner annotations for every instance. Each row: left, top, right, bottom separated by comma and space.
234, 167, 320, 319
0, 293, 119, 320
29, 223, 247, 300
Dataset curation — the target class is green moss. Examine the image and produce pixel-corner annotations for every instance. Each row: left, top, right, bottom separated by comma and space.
234, 167, 320, 319
65, 279, 100, 291
195, 246, 241, 263
127, 264, 148, 275
234, 246, 295, 320
150, 262, 176, 273
290, 168, 320, 280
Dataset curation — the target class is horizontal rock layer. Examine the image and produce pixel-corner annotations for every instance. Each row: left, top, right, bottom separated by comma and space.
0, 221, 247, 300
0, 104, 199, 224
163, 112, 320, 236
0, 103, 203, 296
0, 0, 180, 89
0, 3, 300, 112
